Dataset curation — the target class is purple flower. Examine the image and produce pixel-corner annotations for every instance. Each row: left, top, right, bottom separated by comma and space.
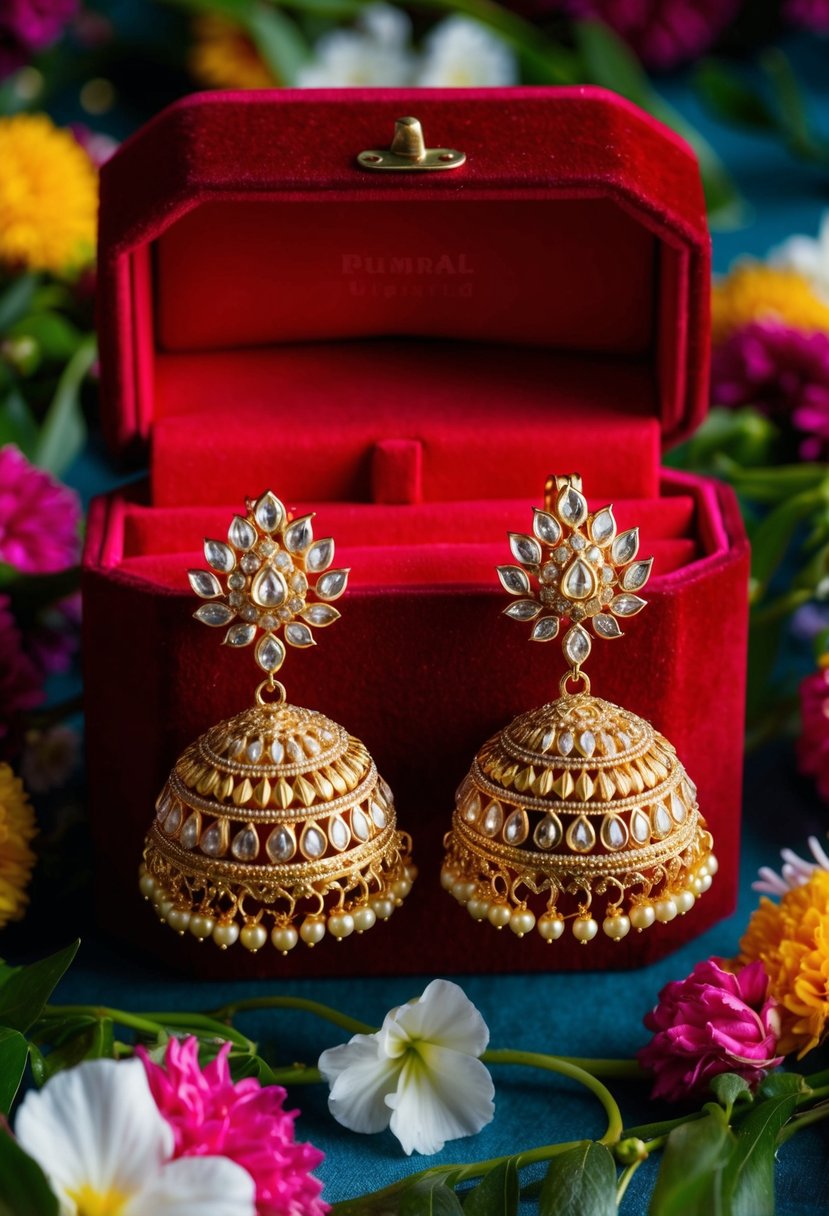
0, 0, 77, 79
784, 0, 829, 30
798, 666, 829, 803
0, 595, 43, 741
0, 445, 81, 575
711, 319, 829, 460
510, 0, 741, 70
639, 959, 783, 1102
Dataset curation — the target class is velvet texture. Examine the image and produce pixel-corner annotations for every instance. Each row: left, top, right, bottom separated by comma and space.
84, 88, 747, 977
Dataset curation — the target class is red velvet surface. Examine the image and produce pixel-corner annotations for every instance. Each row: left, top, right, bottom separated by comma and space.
83, 89, 743, 977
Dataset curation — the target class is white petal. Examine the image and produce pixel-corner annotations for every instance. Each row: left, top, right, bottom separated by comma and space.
808, 835, 829, 870
15, 1059, 173, 1202
385, 1045, 495, 1156
381, 979, 490, 1059
319, 1033, 400, 1135
127, 1156, 256, 1216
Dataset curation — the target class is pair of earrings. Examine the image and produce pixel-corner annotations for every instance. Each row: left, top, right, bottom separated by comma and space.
139, 475, 716, 955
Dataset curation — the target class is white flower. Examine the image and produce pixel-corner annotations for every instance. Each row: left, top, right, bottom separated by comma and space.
15, 1057, 256, 1216
416, 16, 518, 88
296, 3, 415, 87
770, 212, 829, 303
753, 835, 829, 897
318, 978, 494, 1156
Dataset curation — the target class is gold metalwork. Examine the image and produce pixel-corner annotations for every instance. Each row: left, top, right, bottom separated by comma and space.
442, 474, 716, 945
140, 493, 415, 955
357, 116, 466, 172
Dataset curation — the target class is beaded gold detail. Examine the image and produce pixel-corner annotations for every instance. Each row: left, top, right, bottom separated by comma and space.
140, 493, 414, 954
442, 475, 715, 944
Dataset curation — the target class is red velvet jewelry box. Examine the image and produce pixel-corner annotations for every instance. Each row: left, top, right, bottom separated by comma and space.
83, 86, 748, 977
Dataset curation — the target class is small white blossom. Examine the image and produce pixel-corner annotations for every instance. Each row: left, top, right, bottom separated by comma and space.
296, 3, 415, 88
416, 16, 518, 88
15, 1058, 255, 1216
318, 979, 495, 1156
753, 835, 829, 897
770, 212, 829, 303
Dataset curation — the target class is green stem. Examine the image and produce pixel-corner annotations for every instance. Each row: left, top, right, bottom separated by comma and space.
483, 1049, 624, 1146
267, 1065, 323, 1086
43, 1006, 254, 1050
211, 995, 375, 1037
622, 1111, 705, 1140
778, 1099, 829, 1145
616, 1158, 643, 1206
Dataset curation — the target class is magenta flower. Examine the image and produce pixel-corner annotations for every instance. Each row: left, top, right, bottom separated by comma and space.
139, 1037, 328, 1216
512, 0, 740, 70
638, 959, 783, 1102
0, 0, 77, 78
0, 445, 81, 574
785, 0, 829, 30
0, 595, 43, 740
711, 319, 829, 461
798, 666, 829, 803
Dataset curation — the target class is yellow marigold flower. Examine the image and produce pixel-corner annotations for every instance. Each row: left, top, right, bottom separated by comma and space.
740, 869, 829, 1057
189, 16, 276, 91
0, 764, 37, 930
0, 114, 97, 275
712, 263, 829, 344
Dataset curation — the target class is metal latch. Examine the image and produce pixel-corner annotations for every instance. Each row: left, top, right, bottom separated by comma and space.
357, 117, 466, 172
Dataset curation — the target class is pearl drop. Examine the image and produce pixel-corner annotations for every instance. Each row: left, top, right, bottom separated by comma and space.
328, 912, 355, 940
629, 903, 655, 931
370, 896, 395, 920
602, 914, 631, 941
353, 906, 377, 933
510, 908, 536, 937
707, 854, 719, 876
139, 873, 156, 899
698, 873, 713, 893
654, 897, 678, 923
271, 925, 299, 953
674, 889, 696, 915
240, 923, 268, 952
466, 897, 490, 921
440, 867, 458, 891
487, 902, 511, 929
213, 922, 240, 949
392, 878, 412, 900
697, 862, 710, 879
692, 876, 704, 895
157, 897, 174, 920
572, 917, 598, 943
188, 914, 215, 939
300, 915, 326, 945
537, 914, 565, 941
166, 908, 191, 934
452, 880, 476, 904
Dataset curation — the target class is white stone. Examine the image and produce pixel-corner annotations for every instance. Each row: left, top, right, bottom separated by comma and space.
351, 808, 370, 842
232, 827, 259, 861
307, 538, 335, 573
204, 540, 235, 573
317, 569, 349, 601
228, 515, 256, 551
532, 508, 561, 545
481, 801, 503, 836
285, 515, 314, 553
266, 826, 296, 862
301, 824, 326, 858
534, 813, 562, 850
251, 568, 287, 609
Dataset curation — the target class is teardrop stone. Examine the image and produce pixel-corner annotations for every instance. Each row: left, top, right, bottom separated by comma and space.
231, 826, 259, 861
301, 823, 326, 858
566, 815, 596, 853
266, 826, 296, 862
200, 823, 227, 856
503, 808, 529, 845
600, 815, 628, 851
351, 807, 370, 842
370, 800, 387, 828
651, 804, 673, 838
328, 816, 350, 851
630, 809, 650, 844
251, 568, 287, 608
533, 813, 562, 850
590, 508, 616, 544
164, 804, 182, 835
670, 791, 688, 823
562, 557, 596, 601
461, 790, 482, 823
180, 812, 201, 849
481, 801, 503, 837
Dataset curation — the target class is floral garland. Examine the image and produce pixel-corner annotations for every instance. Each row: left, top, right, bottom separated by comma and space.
2, 835, 829, 1215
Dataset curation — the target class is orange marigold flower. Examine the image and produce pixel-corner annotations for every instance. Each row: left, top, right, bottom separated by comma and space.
0, 763, 37, 929
189, 15, 276, 91
712, 264, 829, 344
740, 868, 829, 1057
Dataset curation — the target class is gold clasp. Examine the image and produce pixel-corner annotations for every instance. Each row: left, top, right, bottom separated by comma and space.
357, 116, 466, 172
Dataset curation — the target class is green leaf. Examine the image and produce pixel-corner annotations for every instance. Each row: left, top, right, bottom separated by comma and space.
756, 1072, 809, 1100
723, 1093, 798, 1216
31, 335, 95, 477
760, 48, 823, 161
0, 388, 39, 457
574, 20, 650, 106
9, 311, 82, 360
711, 1073, 753, 1118
0, 941, 79, 1033
244, 5, 310, 85
0, 1132, 59, 1216
749, 485, 829, 599
401, 1178, 464, 1216
42, 1016, 115, 1080
0, 273, 39, 332
0, 1028, 27, 1115
694, 60, 775, 130
538, 1142, 617, 1216
649, 1110, 733, 1216
463, 1160, 519, 1216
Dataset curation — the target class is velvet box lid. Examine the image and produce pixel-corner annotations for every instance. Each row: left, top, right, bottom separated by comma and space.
86, 87, 747, 976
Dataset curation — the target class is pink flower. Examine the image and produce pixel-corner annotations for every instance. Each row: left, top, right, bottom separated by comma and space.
0, 594, 43, 741
798, 666, 829, 802
0, 445, 81, 574
638, 959, 783, 1102
711, 319, 829, 461
784, 0, 829, 30
0, 0, 77, 79
511, 0, 741, 70
139, 1037, 328, 1216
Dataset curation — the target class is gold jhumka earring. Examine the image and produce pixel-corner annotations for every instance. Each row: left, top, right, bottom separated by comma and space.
442, 474, 716, 944
139, 491, 414, 954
